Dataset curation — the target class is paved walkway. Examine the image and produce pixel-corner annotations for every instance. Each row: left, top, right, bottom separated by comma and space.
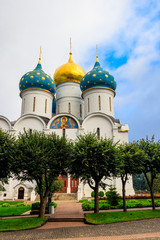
48, 202, 84, 222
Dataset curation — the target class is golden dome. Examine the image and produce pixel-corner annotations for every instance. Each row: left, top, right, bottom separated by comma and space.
54, 52, 86, 86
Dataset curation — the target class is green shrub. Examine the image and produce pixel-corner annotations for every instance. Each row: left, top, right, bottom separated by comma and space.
49, 202, 57, 208
32, 201, 57, 211
82, 202, 93, 211
99, 203, 111, 210
2, 203, 10, 207
91, 191, 95, 197
16, 202, 25, 206
98, 191, 104, 197
106, 186, 120, 206
32, 202, 40, 210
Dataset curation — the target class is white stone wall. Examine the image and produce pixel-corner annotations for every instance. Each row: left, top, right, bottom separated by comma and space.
83, 88, 115, 118
21, 90, 53, 119
56, 82, 84, 120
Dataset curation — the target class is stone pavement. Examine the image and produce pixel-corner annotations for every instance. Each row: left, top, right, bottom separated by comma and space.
1, 218, 160, 239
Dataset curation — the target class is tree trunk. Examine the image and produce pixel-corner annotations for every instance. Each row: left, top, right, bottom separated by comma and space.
39, 196, 47, 218
122, 179, 127, 212
94, 182, 99, 213
144, 172, 155, 211
150, 183, 155, 210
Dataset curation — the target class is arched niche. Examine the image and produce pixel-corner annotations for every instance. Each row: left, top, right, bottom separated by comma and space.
13, 114, 46, 134
0, 116, 11, 131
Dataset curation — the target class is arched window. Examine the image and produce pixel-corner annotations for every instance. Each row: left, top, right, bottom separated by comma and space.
98, 95, 101, 110
109, 97, 112, 112
62, 128, 65, 138
68, 102, 71, 113
97, 128, 100, 139
45, 99, 47, 113
88, 98, 90, 112
23, 98, 25, 113
80, 104, 82, 118
33, 97, 36, 112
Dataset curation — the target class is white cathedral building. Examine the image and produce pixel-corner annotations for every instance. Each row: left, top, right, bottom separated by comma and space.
0, 49, 134, 201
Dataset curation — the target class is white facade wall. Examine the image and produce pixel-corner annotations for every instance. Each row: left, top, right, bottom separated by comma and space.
113, 124, 129, 144
83, 88, 115, 118
21, 90, 54, 119
56, 82, 84, 120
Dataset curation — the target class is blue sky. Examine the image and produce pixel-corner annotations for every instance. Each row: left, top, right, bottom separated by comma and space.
0, 0, 160, 142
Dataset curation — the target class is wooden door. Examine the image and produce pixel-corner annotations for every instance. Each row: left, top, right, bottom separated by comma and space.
70, 178, 79, 193
18, 187, 24, 199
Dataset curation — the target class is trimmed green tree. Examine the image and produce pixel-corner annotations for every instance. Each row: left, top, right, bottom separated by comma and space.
116, 143, 145, 212
71, 133, 117, 213
13, 130, 72, 218
0, 129, 15, 179
136, 136, 160, 210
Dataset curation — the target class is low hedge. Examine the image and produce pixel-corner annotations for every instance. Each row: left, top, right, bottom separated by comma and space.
82, 199, 160, 211
31, 202, 57, 214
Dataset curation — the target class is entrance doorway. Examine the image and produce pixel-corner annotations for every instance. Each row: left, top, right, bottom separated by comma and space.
18, 187, 24, 199
71, 178, 79, 193
58, 174, 68, 193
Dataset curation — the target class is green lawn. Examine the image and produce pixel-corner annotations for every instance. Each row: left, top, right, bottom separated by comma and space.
85, 209, 160, 224
0, 217, 47, 231
0, 206, 31, 217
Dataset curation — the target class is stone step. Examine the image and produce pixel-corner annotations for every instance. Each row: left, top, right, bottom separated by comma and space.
48, 217, 84, 222
52, 193, 77, 201
35, 193, 77, 202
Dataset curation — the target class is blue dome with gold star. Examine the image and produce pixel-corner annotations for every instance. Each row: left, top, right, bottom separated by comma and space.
80, 57, 116, 94
19, 58, 56, 96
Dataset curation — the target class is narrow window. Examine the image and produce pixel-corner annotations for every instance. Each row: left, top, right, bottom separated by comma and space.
33, 97, 36, 112
88, 98, 90, 112
68, 102, 71, 114
75, 181, 77, 187
97, 128, 100, 140
45, 99, 47, 113
109, 97, 112, 112
62, 128, 65, 137
98, 95, 101, 110
23, 98, 25, 113
58, 104, 60, 114
72, 180, 74, 187
80, 104, 82, 118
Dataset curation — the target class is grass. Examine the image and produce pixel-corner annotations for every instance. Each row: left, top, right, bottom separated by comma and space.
0, 206, 31, 217
0, 217, 47, 231
85, 209, 160, 224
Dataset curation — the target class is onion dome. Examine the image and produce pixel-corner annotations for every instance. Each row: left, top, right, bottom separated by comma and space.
19, 57, 56, 97
54, 52, 86, 86
80, 56, 116, 94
